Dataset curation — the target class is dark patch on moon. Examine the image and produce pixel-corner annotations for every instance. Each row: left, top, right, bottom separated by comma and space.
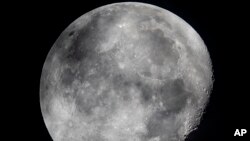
68, 31, 75, 36
142, 28, 178, 66
135, 81, 155, 103
60, 68, 76, 86
158, 78, 191, 114
154, 15, 173, 30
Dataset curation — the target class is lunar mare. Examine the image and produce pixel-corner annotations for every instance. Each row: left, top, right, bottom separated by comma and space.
40, 2, 213, 141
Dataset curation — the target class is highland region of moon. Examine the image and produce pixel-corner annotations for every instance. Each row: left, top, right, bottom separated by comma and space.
40, 2, 213, 141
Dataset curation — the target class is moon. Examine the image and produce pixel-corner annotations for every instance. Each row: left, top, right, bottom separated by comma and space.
40, 2, 213, 141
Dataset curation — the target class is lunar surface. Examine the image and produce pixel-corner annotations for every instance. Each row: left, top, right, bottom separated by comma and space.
40, 2, 213, 141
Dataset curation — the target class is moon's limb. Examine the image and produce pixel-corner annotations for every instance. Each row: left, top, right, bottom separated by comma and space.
40, 2, 213, 141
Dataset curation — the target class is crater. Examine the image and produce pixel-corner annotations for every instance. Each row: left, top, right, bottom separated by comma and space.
68, 31, 75, 36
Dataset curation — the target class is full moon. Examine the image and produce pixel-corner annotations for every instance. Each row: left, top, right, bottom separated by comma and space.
40, 2, 213, 141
